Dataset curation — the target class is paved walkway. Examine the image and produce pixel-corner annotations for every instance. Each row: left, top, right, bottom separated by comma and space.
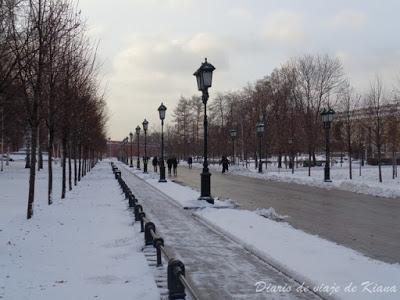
173, 166, 400, 264
118, 166, 322, 300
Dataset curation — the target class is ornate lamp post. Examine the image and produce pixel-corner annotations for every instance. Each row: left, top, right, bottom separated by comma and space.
321, 108, 335, 182
136, 126, 141, 169
256, 119, 265, 173
158, 102, 167, 182
129, 132, 133, 167
194, 58, 215, 204
142, 119, 149, 173
229, 128, 237, 165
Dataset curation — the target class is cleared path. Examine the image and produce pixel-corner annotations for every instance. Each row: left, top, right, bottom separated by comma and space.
173, 166, 400, 264
119, 166, 322, 300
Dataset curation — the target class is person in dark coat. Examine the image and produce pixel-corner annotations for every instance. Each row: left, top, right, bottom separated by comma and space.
152, 156, 158, 172
219, 156, 230, 173
172, 157, 178, 176
187, 156, 193, 169
167, 157, 173, 176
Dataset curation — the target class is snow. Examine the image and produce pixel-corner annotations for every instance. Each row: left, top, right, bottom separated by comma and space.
124, 163, 400, 299
0, 161, 159, 300
197, 208, 400, 300
255, 207, 288, 222
191, 160, 400, 198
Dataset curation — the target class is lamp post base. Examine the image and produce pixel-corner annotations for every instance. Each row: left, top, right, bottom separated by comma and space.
159, 166, 167, 182
199, 170, 214, 204
198, 196, 214, 204
324, 166, 330, 182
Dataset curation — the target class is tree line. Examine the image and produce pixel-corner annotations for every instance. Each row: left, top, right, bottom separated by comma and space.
167, 54, 400, 183
0, 0, 107, 219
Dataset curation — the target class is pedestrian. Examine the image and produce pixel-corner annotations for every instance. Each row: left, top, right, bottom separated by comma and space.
167, 157, 172, 176
219, 156, 230, 174
152, 156, 158, 172
188, 156, 193, 169
172, 157, 178, 176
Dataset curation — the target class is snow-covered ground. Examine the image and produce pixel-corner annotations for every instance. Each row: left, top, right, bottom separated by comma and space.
189, 160, 400, 198
122, 163, 400, 300
0, 161, 159, 300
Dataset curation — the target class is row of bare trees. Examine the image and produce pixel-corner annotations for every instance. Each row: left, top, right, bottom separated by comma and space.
0, 0, 107, 218
167, 54, 400, 183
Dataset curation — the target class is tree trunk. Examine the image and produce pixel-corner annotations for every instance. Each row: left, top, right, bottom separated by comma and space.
393, 150, 396, 180
349, 152, 352, 180
74, 144, 77, 186
47, 128, 54, 205
278, 153, 282, 168
68, 142, 72, 191
78, 145, 82, 181
377, 145, 382, 183
27, 124, 38, 219
37, 126, 43, 170
348, 134, 352, 180
25, 134, 31, 169
61, 138, 67, 199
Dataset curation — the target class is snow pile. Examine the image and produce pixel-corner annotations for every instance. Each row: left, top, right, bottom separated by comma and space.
255, 207, 288, 222
0, 161, 159, 300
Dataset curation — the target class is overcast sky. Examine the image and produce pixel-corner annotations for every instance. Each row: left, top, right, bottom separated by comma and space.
79, 0, 400, 140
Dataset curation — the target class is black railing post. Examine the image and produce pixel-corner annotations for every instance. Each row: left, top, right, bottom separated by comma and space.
135, 204, 143, 221
168, 259, 186, 300
140, 212, 146, 232
154, 237, 164, 267
144, 222, 156, 245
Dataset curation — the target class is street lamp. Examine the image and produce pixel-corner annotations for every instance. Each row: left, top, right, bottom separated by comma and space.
129, 132, 133, 167
194, 58, 215, 204
158, 102, 167, 182
142, 118, 149, 173
321, 108, 335, 182
256, 119, 265, 173
136, 126, 141, 169
229, 128, 237, 165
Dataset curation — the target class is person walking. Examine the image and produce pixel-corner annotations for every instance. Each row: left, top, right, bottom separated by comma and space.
167, 157, 173, 176
188, 156, 193, 169
172, 157, 178, 176
219, 156, 230, 174
152, 156, 158, 172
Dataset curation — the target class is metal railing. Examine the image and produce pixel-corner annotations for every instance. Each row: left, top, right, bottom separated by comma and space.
111, 162, 200, 300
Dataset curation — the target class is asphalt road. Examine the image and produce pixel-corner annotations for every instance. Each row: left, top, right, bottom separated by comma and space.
173, 166, 400, 264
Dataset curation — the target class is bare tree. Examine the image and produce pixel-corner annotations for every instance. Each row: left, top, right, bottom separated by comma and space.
366, 76, 385, 183
338, 80, 360, 179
